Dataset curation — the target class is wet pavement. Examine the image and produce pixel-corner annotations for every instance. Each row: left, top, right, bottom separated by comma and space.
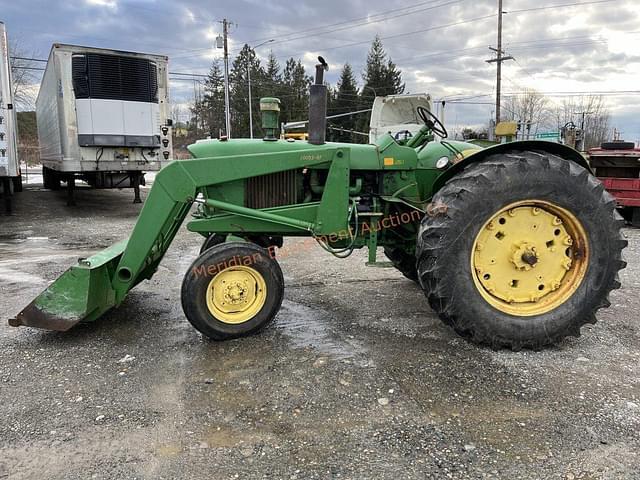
1, 185, 639, 479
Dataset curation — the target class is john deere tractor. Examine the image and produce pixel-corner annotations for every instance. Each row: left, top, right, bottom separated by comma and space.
11, 59, 626, 350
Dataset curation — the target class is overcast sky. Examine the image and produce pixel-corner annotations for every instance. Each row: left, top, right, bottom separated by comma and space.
3, 0, 640, 141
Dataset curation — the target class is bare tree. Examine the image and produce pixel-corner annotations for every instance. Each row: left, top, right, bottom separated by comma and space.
170, 103, 183, 125
9, 39, 40, 110
553, 95, 611, 150
502, 88, 553, 138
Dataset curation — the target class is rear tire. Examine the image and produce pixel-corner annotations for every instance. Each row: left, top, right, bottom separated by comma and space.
181, 242, 284, 340
384, 247, 419, 283
417, 151, 627, 350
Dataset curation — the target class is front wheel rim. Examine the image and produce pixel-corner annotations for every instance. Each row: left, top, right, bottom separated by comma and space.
206, 266, 267, 324
471, 200, 589, 316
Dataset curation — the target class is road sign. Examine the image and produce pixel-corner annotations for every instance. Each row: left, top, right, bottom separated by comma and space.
535, 132, 560, 140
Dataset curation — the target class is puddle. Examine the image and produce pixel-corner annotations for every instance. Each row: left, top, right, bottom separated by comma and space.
0, 266, 46, 285
0, 236, 100, 285
0, 234, 29, 243
276, 300, 367, 361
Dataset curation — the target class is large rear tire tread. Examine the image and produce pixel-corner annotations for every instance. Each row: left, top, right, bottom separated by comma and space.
417, 151, 627, 350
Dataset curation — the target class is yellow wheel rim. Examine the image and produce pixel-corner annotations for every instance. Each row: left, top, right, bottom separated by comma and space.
206, 266, 267, 324
471, 200, 589, 316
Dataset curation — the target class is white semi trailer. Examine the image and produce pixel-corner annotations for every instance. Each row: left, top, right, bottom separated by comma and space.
0, 21, 21, 214
36, 44, 173, 204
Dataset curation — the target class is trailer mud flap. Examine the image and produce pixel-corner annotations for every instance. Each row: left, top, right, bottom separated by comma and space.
9, 240, 127, 331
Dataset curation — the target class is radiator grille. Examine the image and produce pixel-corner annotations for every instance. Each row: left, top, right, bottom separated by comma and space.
72, 53, 158, 103
245, 171, 298, 209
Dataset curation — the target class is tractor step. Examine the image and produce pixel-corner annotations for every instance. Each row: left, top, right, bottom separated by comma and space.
365, 261, 394, 268
9, 240, 128, 331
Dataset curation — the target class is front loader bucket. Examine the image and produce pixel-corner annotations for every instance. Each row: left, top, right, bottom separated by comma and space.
9, 240, 128, 331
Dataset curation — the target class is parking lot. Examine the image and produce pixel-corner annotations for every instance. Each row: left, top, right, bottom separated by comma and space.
1, 184, 639, 479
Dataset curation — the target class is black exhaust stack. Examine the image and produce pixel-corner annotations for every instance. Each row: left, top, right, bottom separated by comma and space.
308, 56, 329, 145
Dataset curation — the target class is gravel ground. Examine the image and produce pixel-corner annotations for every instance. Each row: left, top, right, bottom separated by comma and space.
0, 184, 638, 480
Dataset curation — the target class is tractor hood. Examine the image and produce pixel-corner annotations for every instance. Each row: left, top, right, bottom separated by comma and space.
187, 138, 381, 170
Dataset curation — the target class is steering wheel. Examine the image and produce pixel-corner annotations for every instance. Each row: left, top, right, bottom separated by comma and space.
417, 106, 448, 138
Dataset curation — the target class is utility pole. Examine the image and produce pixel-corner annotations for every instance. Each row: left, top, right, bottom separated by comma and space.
217, 19, 232, 138
575, 111, 593, 132
486, 0, 514, 127
193, 79, 198, 135
247, 62, 253, 139
573, 110, 593, 151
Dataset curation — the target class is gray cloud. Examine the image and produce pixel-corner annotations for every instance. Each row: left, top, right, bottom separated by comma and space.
3, 0, 639, 140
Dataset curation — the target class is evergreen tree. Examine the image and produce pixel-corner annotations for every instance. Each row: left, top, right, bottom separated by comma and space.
356, 36, 405, 142
230, 44, 266, 138
362, 36, 405, 97
195, 60, 225, 138
282, 58, 312, 123
265, 52, 282, 85
332, 63, 360, 142
261, 51, 286, 120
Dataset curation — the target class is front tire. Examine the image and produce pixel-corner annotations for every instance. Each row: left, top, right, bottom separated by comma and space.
182, 242, 284, 340
384, 247, 419, 283
417, 152, 627, 350
199, 233, 225, 254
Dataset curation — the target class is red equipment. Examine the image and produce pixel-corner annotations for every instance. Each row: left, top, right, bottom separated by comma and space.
589, 142, 640, 227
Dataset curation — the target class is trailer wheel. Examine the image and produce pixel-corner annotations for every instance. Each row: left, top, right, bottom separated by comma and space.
416, 151, 627, 350
42, 167, 60, 190
12, 176, 23, 193
181, 242, 284, 340
632, 208, 640, 228
384, 247, 419, 283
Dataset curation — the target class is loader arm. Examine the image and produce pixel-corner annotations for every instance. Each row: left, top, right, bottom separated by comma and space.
11, 147, 348, 331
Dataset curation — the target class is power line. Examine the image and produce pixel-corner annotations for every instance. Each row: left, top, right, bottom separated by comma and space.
10, 58, 212, 79
276, 14, 496, 61
507, 0, 617, 14
172, 0, 472, 60
247, 0, 462, 45
170, 71, 209, 78
258, 0, 467, 49
10, 56, 47, 63
279, 0, 625, 61
12, 66, 45, 71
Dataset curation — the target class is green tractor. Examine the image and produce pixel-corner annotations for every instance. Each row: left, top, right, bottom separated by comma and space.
11, 59, 626, 350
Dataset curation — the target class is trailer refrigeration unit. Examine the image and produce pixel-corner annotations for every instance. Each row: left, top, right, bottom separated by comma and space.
36, 44, 173, 204
0, 21, 21, 214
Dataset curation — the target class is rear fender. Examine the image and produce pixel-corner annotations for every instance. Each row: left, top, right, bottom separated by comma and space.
432, 140, 591, 193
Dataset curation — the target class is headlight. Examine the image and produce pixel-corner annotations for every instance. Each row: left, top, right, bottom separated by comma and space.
436, 156, 450, 169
